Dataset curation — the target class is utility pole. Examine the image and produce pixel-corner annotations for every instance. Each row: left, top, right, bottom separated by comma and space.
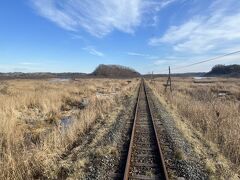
164, 66, 172, 92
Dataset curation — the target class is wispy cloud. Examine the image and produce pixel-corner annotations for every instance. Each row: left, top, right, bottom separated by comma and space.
127, 52, 159, 59
127, 52, 150, 57
145, 0, 179, 11
30, 0, 178, 37
158, 0, 179, 9
154, 59, 176, 65
149, 0, 240, 54
31, 0, 142, 37
0, 62, 42, 72
83, 46, 104, 57
19, 62, 40, 65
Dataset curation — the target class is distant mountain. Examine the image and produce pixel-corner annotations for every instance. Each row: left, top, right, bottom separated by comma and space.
91, 64, 141, 78
0, 72, 87, 80
205, 64, 240, 77
0, 64, 141, 79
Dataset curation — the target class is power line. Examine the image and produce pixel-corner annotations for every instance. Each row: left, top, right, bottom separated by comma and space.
160, 50, 240, 73
172, 50, 240, 70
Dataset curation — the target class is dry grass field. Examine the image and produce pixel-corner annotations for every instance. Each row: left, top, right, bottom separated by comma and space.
148, 77, 240, 174
0, 78, 139, 179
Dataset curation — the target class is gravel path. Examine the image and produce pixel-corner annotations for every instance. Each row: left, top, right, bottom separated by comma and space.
83, 90, 138, 180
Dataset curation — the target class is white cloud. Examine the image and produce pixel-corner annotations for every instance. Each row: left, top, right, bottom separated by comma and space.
158, 0, 178, 9
127, 52, 150, 57
31, 0, 77, 31
149, 1, 240, 54
31, 0, 141, 37
19, 62, 40, 65
0, 63, 41, 72
149, 19, 200, 45
83, 46, 104, 57
31, 0, 179, 37
146, 0, 179, 11
127, 52, 159, 60
154, 59, 176, 65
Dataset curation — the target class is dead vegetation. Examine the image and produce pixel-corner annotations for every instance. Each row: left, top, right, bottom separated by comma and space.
0, 78, 139, 179
148, 77, 240, 177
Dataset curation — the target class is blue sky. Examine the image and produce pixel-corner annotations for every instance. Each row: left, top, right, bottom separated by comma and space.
0, 0, 240, 73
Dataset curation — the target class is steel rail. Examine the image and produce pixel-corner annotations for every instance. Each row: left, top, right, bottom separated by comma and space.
144, 80, 169, 180
123, 80, 142, 179
123, 79, 168, 180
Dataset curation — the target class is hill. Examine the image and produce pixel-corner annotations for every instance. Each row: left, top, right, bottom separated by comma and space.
205, 64, 240, 77
91, 64, 141, 78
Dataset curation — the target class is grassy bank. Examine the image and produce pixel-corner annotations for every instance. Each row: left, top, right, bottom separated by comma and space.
0, 78, 139, 179
148, 77, 240, 171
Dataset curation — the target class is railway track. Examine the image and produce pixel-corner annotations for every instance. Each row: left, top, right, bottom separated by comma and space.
123, 79, 168, 180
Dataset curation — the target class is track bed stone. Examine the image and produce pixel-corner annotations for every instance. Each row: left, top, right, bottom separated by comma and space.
56, 84, 139, 179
